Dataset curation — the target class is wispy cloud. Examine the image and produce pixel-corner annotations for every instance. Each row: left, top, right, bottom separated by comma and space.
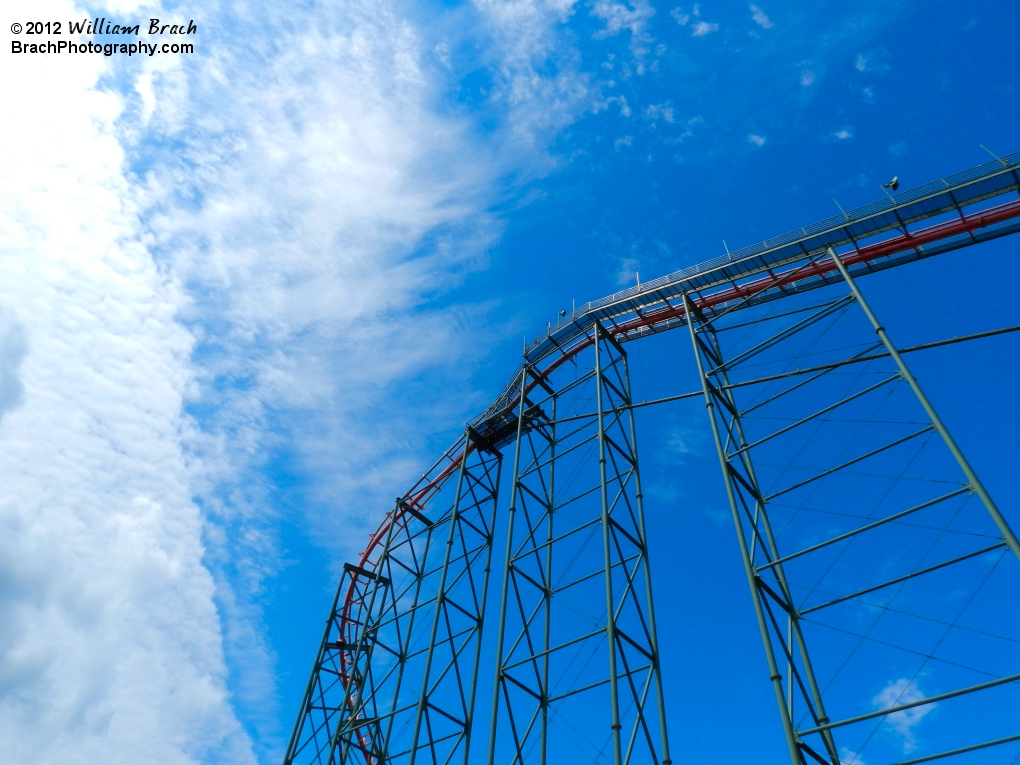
671, 7, 691, 25
591, 0, 655, 54
667, 426, 705, 458
473, 0, 591, 146
832, 127, 855, 140
692, 20, 720, 36
135, 0, 529, 743
644, 102, 676, 123
750, 4, 773, 29
594, 94, 633, 117
800, 69, 817, 86
672, 4, 719, 35
663, 115, 703, 145
748, 133, 767, 147
855, 49, 891, 75
616, 256, 640, 284
873, 678, 935, 752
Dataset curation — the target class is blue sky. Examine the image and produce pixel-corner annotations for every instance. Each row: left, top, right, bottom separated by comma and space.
1, 0, 1018, 763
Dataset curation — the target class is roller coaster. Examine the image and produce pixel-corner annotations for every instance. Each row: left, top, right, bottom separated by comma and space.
284, 152, 1020, 765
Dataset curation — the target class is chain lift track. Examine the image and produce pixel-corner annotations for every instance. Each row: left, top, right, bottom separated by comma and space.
285, 153, 1020, 765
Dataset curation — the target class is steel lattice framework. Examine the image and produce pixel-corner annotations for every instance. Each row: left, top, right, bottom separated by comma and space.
285, 152, 1020, 765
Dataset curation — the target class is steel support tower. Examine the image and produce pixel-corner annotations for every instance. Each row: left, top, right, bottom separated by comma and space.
285, 153, 1020, 765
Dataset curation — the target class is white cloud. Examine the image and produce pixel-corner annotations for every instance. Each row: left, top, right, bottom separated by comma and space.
591, 0, 655, 39
616, 256, 640, 285
840, 747, 866, 765
595, 94, 633, 117
832, 127, 854, 140
702, 505, 730, 523
472, 0, 591, 144
667, 426, 705, 458
664, 115, 702, 144
590, 0, 656, 61
801, 69, 817, 86
147, 0, 541, 487
873, 678, 935, 753
0, 2, 251, 762
750, 4, 773, 29
615, 135, 635, 150
144, 0, 611, 747
855, 50, 891, 75
132, 4, 537, 746
673, 2, 718, 34
748, 133, 766, 147
434, 40, 453, 69
0, 312, 27, 419
691, 20, 720, 36
644, 102, 676, 123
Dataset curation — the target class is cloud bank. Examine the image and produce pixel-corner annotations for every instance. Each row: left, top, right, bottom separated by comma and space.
0, 1, 251, 760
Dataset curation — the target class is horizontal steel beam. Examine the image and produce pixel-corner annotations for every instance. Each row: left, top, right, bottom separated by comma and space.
733, 375, 900, 456
756, 487, 969, 571
798, 671, 1020, 735
888, 732, 1020, 765
798, 543, 1006, 616
762, 427, 936, 502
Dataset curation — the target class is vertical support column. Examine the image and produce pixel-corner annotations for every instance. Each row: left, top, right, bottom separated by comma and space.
408, 429, 474, 765
684, 294, 806, 765
828, 247, 1020, 562
540, 391, 556, 765
284, 576, 347, 765
594, 322, 624, 765
489, 327, 671, 764
487, 366, 530, 765
787, 615, 794, 720
696, 313, 839, 764
463, 444, 504, 764
406, 426, 503, 765
379, 509, 437, 762
330, 508, 402, 765
622, 346, 674, 765
285, 497, 404, 765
